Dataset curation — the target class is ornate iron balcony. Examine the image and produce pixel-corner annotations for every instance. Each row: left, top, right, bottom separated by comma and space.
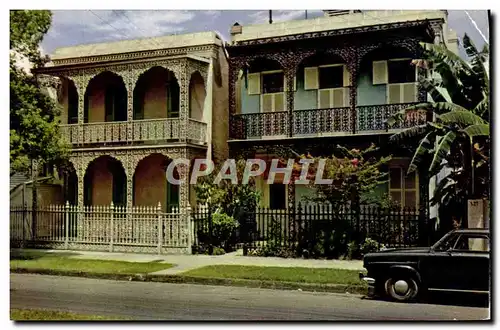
230, 103, 427, 140
61, 118, 208, 146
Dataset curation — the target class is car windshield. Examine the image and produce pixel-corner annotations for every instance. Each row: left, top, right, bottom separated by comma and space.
432, 232, 458, 251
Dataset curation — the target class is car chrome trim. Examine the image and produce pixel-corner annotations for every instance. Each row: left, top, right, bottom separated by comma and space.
427, 288, 489, 294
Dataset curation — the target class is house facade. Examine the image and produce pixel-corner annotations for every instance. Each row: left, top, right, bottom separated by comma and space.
35, 31, 229, 212
226, 10, 459, 212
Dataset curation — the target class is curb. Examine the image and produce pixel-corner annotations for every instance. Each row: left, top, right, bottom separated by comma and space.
11, 268, 367, 295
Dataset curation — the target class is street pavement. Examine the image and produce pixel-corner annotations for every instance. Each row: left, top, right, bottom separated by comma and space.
10, 274, 489, 321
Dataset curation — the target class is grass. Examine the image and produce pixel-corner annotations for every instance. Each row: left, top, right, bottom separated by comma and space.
10, 309, 127, 321
182, 265, 362, 285
10, 251, 174, 275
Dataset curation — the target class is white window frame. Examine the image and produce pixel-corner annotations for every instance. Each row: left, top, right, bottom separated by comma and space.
389, 165, 419, 208
386, 58, 418, 104
260, 70, 285, 112
317, 64, 349, 108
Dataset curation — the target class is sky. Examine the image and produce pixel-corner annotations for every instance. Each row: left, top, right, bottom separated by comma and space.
40, 10, 490, 59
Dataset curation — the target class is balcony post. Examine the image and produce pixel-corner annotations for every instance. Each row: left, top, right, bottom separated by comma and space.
124, 69, 137, 143
284, 67, 295, 138
346, 54, 359, 135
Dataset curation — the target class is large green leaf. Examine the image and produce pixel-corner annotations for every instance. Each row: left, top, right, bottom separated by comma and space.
389, 123, 429, 143
462, 124, 490, 138
429, 131, 457, 175
419, 77, 450, 103
439, 110, 485, 126
407, 131, 437, 174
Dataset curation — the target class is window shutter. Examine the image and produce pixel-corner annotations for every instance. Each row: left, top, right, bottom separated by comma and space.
388, 84, 402, 104
332, 89, 346, 107
343, 65, 350, 87
304, 67, 319, 90
274, 93, 285, 111
262, 94, 274, 112
402, 83, 417, 103
319, 89, 331, 109
373, 60, 388, 85
248, 73, 261, 95
343, 88, 350, 107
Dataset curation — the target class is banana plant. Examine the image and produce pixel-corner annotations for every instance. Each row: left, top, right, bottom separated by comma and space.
388, 33, 490, 211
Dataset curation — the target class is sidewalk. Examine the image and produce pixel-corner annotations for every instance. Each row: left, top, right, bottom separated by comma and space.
12, 248, 365, 275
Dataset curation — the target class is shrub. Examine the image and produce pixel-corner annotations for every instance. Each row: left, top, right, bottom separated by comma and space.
346, 238, 384, 260
211, 212, 239, 249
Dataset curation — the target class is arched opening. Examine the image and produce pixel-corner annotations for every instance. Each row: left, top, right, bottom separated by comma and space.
84, 71, 127, 123
295, 52, 349, 110
133, 154, 179, 212
84, 156, 126, 206
357, 46, 416, 106
189, 71, 206, 121
60, 78, 79, 124
62, 162, 78, 206
239, 58, 285, 114
133, 66, 179, 120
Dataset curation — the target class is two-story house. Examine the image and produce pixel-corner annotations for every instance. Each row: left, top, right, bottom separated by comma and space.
34, 31, 229, 212
226, 10, 459, 213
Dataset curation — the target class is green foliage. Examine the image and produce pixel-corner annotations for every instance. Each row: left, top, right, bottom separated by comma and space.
211, 212, 239, 248
249, 217, 296, 258
388, 34, 490, 223
301, 144, 391, 210
194, 158, 260, 222
346, 238, 384, 260
10, 10, 69, 175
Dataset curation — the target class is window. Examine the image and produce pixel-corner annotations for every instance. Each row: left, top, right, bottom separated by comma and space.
453, 235, 490, 252
262, 72, 284, 94
388, 59, 416, 84
269, 184, 286, 210
319, 66, 344, 89
389, 167, 418, 208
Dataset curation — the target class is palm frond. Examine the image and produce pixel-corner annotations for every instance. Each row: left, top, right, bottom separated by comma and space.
408, 131, 437, 174
438, 110, 485, 126
429, 131, 457, 175
462, 124, 490, 138
389, 123, 429, 144
419, 76, 450, 103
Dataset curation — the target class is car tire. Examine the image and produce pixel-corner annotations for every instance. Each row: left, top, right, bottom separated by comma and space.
384, 275, 419, 302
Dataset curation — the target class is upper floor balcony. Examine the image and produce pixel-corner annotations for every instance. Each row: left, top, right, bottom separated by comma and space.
229, 45, 428, 141
57, 65, 208, 148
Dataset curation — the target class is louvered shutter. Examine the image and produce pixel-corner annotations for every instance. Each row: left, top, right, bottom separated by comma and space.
319, 89, 331, 108
248, 73, 261, 95
402, 83, 417, 102
262, 94, 274, 112
373, 60, 388, 85
343, 65, 350, 87
274, 93, 285, 111
332, 89, 346, 107
388, 84, 402, 104
304, 67, 319, 90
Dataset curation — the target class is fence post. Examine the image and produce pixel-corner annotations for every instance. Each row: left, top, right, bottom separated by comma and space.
22, 203, 27, 248
109, 202, 114, 252
65, 201, 70, 249
185, 204, 192, 255
157, 202, 162, 255
208, 206, 213, 255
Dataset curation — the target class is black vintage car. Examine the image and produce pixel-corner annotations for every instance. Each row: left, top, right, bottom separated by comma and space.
359, 229, 490, 302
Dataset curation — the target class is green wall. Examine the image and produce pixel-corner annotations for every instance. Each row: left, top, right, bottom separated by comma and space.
239, 69, 388, 114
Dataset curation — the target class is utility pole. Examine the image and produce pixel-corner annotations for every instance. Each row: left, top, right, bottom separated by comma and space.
269, 10, 273, 24
305, 10, 308, 19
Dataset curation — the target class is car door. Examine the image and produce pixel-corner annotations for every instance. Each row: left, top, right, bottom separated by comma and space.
448, 234, 490, 292
420, 232, 463, 290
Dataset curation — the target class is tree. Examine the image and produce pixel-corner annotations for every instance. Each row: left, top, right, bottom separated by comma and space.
388, 34, 490, 227
297, 144, 392, 210
10, 10, 69, 175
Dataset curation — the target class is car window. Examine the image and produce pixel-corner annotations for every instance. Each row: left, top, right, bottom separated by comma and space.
453, 235, 490, 252
433, 233, 459, 251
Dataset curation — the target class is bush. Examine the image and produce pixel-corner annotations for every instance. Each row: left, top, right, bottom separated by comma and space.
192, 245, 226, 255
346, 238, 384, 260
211, 212, 239, 249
